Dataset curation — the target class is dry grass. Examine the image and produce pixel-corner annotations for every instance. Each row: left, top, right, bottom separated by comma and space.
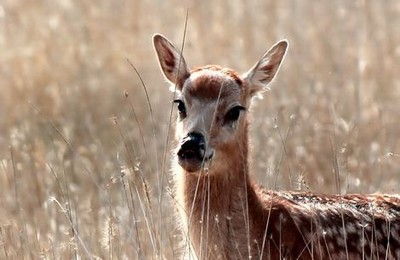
0, 0, 399, 258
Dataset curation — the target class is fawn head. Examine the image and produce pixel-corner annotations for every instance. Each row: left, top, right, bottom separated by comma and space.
153, 34, 288, 174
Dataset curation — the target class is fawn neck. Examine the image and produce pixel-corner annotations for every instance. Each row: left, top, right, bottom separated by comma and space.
179, 120, 251, 209
175, 122, 265, 259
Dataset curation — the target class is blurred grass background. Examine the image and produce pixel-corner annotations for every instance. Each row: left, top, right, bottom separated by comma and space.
0, 0, 399, 258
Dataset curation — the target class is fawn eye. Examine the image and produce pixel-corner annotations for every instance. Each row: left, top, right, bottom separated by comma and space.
173, 99, 187, 118
225, 106, 245, 123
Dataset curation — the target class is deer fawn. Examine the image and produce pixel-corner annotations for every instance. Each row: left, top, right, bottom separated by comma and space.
153, 34, 400, 259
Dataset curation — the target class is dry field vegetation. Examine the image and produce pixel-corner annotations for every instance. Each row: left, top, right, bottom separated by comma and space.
0, 0, 399, 259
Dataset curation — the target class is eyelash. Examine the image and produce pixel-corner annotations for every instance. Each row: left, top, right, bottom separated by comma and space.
173, 99, 186, 119
224, 106, 246, 123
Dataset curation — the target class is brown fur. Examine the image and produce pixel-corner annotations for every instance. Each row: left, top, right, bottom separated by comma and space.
153, 34, 400, 260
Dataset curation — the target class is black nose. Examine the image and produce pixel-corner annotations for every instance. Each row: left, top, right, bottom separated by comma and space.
178, 133, 205, 161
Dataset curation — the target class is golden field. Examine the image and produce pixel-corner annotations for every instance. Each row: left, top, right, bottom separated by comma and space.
0, 0, 399, 258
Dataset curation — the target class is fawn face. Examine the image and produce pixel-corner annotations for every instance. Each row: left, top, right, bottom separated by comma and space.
153, 34, 288, 173
173, 66, 246, 173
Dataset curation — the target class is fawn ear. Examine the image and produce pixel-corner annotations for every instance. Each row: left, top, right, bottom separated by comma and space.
153, 34, 190, 91
242, 40, 288, 97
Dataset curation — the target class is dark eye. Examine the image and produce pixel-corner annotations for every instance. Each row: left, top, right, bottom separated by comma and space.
225, 106, 245, 123
173, 99, 186, 119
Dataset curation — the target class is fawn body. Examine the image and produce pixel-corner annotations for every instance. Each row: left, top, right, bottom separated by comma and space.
153, 34, 400, 259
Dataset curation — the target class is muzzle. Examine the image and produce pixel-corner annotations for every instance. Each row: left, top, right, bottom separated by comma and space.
177, 132, 212, 172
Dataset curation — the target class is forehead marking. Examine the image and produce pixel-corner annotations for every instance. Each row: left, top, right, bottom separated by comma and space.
183, 66, 243, 100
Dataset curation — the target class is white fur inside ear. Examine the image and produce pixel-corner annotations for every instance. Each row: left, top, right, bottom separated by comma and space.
153, 33, 190, 88
258, 87, 271, 95
252, 86, 270, 100
243, 40, 288, 97
253, 58, 274, 82
169, 84, 181, 93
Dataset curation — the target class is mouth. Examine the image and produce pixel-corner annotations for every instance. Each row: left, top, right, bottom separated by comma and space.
177, 148, 214, 172
177, 133, 214, 172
